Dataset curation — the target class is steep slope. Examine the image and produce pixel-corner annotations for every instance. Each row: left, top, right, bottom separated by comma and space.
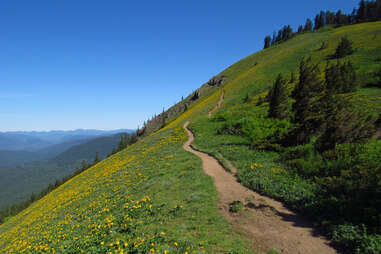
0, 128, 250, 253
184, 21, 381, 253
0, 21, 380, 253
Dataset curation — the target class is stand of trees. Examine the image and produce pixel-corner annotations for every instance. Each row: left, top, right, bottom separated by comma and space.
264, 0, 381, 49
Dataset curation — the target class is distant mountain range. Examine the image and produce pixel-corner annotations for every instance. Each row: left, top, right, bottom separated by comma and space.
0, 129, 134, 152
0, 131, 131, 209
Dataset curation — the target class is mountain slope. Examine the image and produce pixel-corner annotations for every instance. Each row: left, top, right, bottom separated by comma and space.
0, 21, 380, 253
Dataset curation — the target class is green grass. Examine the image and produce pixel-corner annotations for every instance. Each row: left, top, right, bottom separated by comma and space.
0, 128, 251, 253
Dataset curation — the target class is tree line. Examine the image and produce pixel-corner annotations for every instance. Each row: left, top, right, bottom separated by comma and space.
0, 132, 137, 224
264, 0, 381, 49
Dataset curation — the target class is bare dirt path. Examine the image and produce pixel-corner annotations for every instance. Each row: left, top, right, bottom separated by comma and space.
183, 121, 337, 254
208, 89, 225, 118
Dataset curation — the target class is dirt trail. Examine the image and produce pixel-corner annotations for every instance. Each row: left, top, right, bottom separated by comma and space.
183, 121, 336, 254
208, 90, 225, 118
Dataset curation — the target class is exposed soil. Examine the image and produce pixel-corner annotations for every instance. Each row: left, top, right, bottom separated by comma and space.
183, 121, 337, 254
208, 90, 225, 118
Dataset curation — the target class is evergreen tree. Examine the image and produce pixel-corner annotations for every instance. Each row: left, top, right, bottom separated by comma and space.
314, 14, 320, 30
336, 10, 343, 24
268, 74, 290, 119
304, 18, 313, 32
340, 61, 357, 92
334, 37, 354, 58
291, 58, 325, 142
264, 36, 271, 49
314, 11, 326, 30
326, 11, 336, 25
316, 97, 378, 152
297, 25, 303, 33
357, 0, 367, 21
271, 31, 276, 45
319, 11, 326, 28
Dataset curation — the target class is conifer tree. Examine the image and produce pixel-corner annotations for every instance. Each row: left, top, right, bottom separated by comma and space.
268, 74, 290, 119
326, 11, 335, 25
319, 11, 326, 28
314, 14, 320, 30
271, 32, 276, 45
334, 37, 354, 58
304, 18, 313, 32
358, 0, 367, 21
291, 58, 325, 141
297, 25, 303, 33
264, 36, 271, 49
316, 97, 377, 152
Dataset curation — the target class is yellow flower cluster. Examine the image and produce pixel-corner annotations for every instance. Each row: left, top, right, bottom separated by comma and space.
250, 162, 263, 170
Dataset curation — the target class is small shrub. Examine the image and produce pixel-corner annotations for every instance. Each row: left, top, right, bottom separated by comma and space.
211, 112, 231, 122
332, 224, 381, 254
229, 201, 243, 213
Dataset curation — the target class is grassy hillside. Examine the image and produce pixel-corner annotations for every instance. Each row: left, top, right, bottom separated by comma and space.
0, 21, 380, 253
185, 21, 381, 253
0, 128, 250, 253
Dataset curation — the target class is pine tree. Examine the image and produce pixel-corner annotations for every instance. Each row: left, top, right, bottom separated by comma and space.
340, 61, 357, 92
334, 37, 354, 58
316, 97, 378, 152
264, 36, 271, 49
358, 0, 367, 22
297, 25, 303, 33
291, 58, 325, 142
319, 11, 326, 28
268, 74, 290, 119
314, 14, 320, 30
326, 11, 335, 25
304, 18, 313, 32
271, 32, 276, 45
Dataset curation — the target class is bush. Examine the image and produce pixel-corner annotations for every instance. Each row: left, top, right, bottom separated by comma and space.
332, 224, 381, 254
218, 114, 292, 143
229, 201, 243, 213
211, 112, 231, 122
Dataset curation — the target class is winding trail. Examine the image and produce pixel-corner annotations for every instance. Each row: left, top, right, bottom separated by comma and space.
183, 91, 336, 253
208, 90, 225, 118
183, 122, 336, 253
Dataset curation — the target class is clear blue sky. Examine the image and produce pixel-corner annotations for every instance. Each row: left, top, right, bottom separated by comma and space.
0, 0, 359, 131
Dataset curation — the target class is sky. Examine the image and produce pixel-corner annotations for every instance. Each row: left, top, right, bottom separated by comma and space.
0, 0, 360, 131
